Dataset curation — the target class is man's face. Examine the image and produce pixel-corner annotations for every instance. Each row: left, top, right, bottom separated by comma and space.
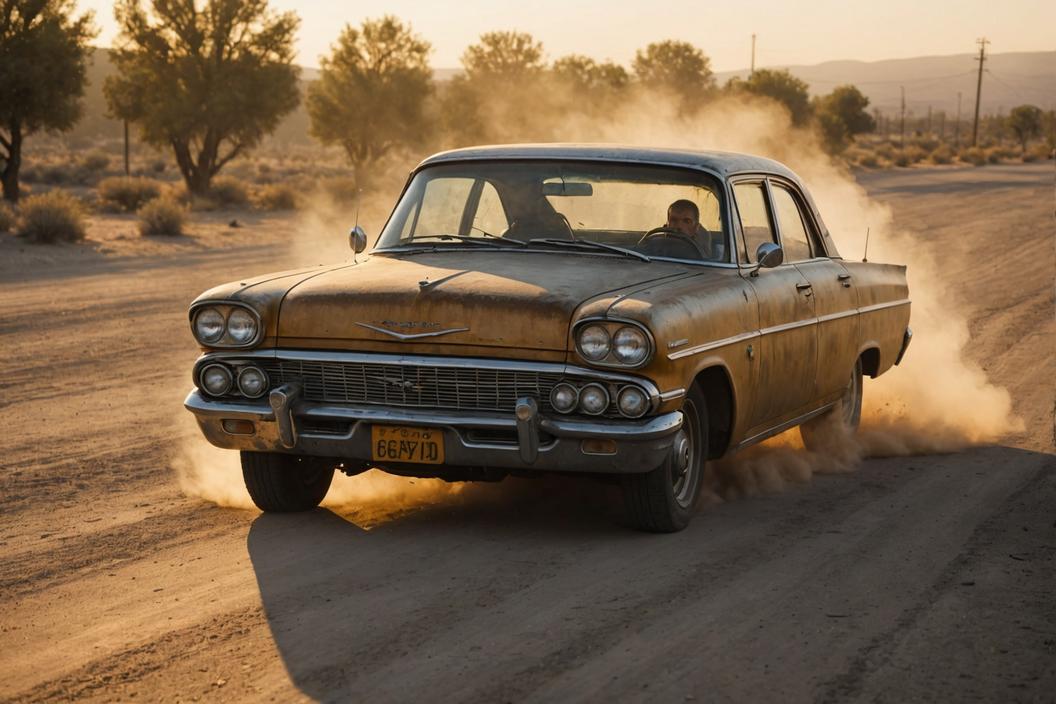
666, 206, 698, 237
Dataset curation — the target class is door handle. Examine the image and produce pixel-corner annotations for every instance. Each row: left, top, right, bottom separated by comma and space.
795, 282, 813, 291
837, 273, 852, 288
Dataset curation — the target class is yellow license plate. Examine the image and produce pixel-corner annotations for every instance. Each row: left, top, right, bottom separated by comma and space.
371, 425, 445, 464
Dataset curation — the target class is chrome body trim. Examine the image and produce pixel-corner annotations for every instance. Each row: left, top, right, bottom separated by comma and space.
659, 388, 687, 401
735, 402, 837, 451
354, 322, 470, 340
667, 331, 760, 360
859, 299, 911, 314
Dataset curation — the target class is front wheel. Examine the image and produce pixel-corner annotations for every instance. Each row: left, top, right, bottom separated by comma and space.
621, 387, 708, 533
800, 358, 863, 451
241, 452, 335, 512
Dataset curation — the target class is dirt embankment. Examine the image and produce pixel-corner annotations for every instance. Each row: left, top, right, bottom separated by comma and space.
0, 163, 1053, 702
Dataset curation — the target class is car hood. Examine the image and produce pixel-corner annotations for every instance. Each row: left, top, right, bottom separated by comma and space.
276, 251, 692, 352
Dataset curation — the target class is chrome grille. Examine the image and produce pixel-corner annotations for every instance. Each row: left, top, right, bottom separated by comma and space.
257, 358, 586, 414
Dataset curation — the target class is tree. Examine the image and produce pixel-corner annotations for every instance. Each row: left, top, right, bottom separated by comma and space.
306, 16, 431, 186
0, 0, 96, 202
632, 40, 715, 109
1007, 104, 1043, 153
732, 69, 812, 126
105, 0, 300, 196
552, 54, 629, 94
461, 30, 544, 82
814, 84, 876, 153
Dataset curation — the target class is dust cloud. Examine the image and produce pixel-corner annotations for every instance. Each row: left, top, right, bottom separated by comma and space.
175, 86, 1020, 514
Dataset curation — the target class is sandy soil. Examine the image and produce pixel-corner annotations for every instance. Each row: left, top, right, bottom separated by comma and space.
1, 163, 1053, 702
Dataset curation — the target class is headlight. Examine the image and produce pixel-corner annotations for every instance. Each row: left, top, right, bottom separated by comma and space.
194, 308, 225, 343
200, 363, 233, 396
550, 382, 579, 413
578, 383, 610, 415
237, 366, 268, 398
226, 308, 258, 344
577, 324, 611, 361
617, 385, 649, 418
612, 326, 649, 365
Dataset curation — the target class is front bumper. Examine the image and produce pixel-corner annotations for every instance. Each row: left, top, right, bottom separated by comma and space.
184, 387, 683, 475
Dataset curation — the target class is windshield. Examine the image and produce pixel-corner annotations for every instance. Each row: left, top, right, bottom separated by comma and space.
376, 161, 729, 263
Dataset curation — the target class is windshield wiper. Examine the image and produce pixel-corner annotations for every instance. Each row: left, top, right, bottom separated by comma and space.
528, 238, 651, 262
415, 234, 525, 248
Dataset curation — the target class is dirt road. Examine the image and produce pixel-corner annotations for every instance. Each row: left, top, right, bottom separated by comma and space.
1, 164, 1053, 702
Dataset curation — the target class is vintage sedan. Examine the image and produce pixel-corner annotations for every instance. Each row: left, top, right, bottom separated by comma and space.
185, 145, 911, 532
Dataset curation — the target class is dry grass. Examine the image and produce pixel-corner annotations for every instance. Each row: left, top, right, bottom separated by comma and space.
97, 176, 164, 212
254, 182, 299, 211
16, 191, 87, 243
208, 176, 250, 207
0, 201, 15, 233
138, 198, 187, 237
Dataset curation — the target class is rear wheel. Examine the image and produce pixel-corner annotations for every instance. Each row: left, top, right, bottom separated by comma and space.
241, 451, 335, 512
800, 357, 863, 451
622, 387, 708, 533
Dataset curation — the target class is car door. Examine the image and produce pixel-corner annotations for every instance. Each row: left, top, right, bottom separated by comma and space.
732, 179, 818, 428
769, 179, 860, 401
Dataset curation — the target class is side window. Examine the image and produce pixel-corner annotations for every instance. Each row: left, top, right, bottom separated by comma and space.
771, 184, 814, 262
472, 181, 509, 236
409, 177, 474, 236
733, 182, 776, 264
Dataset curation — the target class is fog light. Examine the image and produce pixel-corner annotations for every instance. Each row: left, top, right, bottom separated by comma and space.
550, 382, 579, 413
237, 366, 268, 398
200, 363, 233, 396
221, 419, 255, 435
578, 383, 610, 415
581, 439, 617, 455
617, 385, 649, 418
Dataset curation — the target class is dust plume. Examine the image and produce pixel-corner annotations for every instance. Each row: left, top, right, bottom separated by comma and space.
171, 416, 464, 527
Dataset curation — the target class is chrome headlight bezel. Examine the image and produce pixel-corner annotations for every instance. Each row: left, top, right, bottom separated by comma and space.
576, 324, 612, 362
573, 318, 655, 369
189, 301, 263, 349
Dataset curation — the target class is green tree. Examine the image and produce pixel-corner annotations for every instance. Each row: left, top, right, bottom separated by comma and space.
306, 16, 432, 186
632, 40, 714, 109
732, 69, 812, 126
1007, 104, 1043, 153
552, 54, 629, 94
814, 84, 876, 153
0, 0, 96, 202
461, 30, 544, 81
105, 0, 300, 196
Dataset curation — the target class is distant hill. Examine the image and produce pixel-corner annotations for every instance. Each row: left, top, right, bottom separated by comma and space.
72, 48, 1054, 144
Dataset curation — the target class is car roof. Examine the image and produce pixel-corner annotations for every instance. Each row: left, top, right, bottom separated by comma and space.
417, 143, 799, 180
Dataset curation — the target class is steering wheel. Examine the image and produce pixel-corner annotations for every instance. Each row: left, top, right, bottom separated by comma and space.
636, 227, 708, 260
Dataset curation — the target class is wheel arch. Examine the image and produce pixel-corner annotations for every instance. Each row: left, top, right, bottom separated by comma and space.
690, 363, 736, 459
858, 344, 882, 378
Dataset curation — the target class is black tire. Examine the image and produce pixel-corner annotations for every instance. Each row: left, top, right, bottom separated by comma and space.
800, 357, 863, 451
241, 451, 335, 512
622, 386, 708, 533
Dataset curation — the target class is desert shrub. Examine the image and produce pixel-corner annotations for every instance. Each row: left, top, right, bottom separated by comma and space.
0, 201, 16, 233
16, 191, 86, 243
20, 165, 42, 183
150, 159, 166, 174
41, 164, 73, 184
916, 136, 940, 152
97, 176, 163, 212
857, 152, 879, 168
1023, 144, 1053, 163
207, 176, 249, 207
318, 176, 359, 204
80, 151, 110, 171
985, 147, 1003, 164
904, 145, 926, 164
874, 144, 896, 161
929, 145, 954, 164
893, 151, 911, 167
255, 182, 299, 210
138, 198, 187, 237
959, 147, 987, 166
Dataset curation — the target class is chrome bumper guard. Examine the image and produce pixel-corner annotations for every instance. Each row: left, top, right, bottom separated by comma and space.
185, 385, 683, 475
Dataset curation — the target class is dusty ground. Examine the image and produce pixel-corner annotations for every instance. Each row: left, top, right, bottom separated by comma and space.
1, 163, 1053, 702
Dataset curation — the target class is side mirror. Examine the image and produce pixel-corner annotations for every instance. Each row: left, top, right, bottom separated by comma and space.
756, 242, 783, 268
349, 225, 367, 254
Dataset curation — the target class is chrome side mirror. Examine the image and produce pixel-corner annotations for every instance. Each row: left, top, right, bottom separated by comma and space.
349, 225, 367, 254
756, 242, 783, 268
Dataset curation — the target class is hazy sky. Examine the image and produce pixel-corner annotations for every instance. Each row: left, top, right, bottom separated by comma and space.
79, 0, 1054, 71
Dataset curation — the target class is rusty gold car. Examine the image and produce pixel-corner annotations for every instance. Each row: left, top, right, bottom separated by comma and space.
184, 145, 911, 532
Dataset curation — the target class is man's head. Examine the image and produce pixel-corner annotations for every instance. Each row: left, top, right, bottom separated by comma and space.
666, 199, 700, 237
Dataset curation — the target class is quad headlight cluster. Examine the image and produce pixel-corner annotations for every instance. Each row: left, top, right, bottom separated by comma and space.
198, 361, 269, 399
549, 380, 651, 418
574, 320, 654, 368
190, 303, 262, 348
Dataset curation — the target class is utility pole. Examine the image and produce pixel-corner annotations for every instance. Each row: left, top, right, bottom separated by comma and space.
750, 34, 756, 76
955, 91, 962, 148
900, 86, 906, 149
927, 105, 933, 134
123, 120, 130, 177
972, 37, 989, 147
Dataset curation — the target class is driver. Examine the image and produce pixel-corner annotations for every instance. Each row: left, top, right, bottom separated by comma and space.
666, 199, 724, 260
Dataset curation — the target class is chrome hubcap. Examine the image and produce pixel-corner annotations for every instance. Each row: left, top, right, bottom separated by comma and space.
671, 400, 700, 508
